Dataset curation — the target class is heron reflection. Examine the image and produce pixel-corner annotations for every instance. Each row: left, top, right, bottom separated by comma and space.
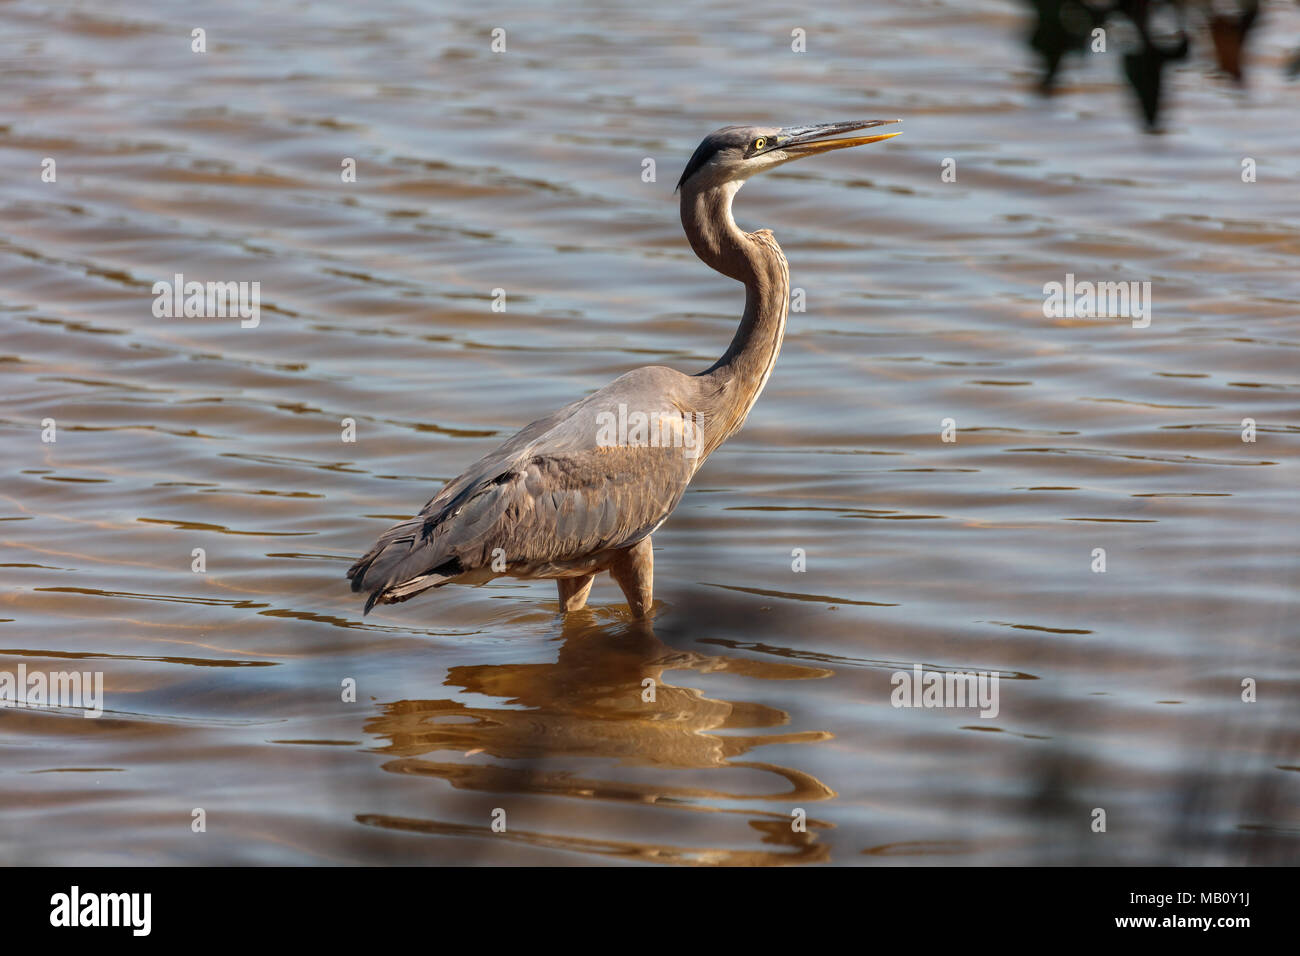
357, 615, 838, 865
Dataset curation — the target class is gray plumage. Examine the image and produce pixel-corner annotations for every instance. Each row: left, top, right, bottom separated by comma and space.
349, 120, 901, 617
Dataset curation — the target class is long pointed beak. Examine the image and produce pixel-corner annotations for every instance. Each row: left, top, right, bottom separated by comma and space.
777, 119, 902, 158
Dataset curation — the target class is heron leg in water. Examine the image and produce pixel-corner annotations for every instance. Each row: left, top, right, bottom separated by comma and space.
556, 574, 595, 613
609, 536, 654, 619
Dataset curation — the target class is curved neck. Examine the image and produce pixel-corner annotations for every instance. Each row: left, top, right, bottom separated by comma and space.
679, 179, 790, 444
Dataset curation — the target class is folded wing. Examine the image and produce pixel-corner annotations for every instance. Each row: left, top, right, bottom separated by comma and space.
347, 368, 703, 612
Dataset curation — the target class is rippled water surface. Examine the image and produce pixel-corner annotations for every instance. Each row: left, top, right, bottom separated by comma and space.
1, 0, 1297, 864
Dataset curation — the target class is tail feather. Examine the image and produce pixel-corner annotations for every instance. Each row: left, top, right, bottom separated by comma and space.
345, 515, 428, 597
348, 462, 515, 614
353, 553, 466, 615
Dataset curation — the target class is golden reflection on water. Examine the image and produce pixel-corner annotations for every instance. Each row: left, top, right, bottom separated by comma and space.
361, 616, 836, 864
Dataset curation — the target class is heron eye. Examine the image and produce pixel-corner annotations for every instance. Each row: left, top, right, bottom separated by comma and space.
752, 137, 766, 151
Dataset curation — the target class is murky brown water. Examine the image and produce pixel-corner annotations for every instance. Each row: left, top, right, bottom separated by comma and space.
1, 0, 1297, 865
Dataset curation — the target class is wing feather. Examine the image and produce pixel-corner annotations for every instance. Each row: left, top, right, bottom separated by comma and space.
348, 367, 703, 611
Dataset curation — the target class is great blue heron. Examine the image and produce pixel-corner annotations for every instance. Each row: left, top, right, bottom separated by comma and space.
349, 120, 902, 618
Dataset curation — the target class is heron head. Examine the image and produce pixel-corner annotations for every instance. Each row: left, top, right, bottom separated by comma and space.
675, 120, 901, 192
